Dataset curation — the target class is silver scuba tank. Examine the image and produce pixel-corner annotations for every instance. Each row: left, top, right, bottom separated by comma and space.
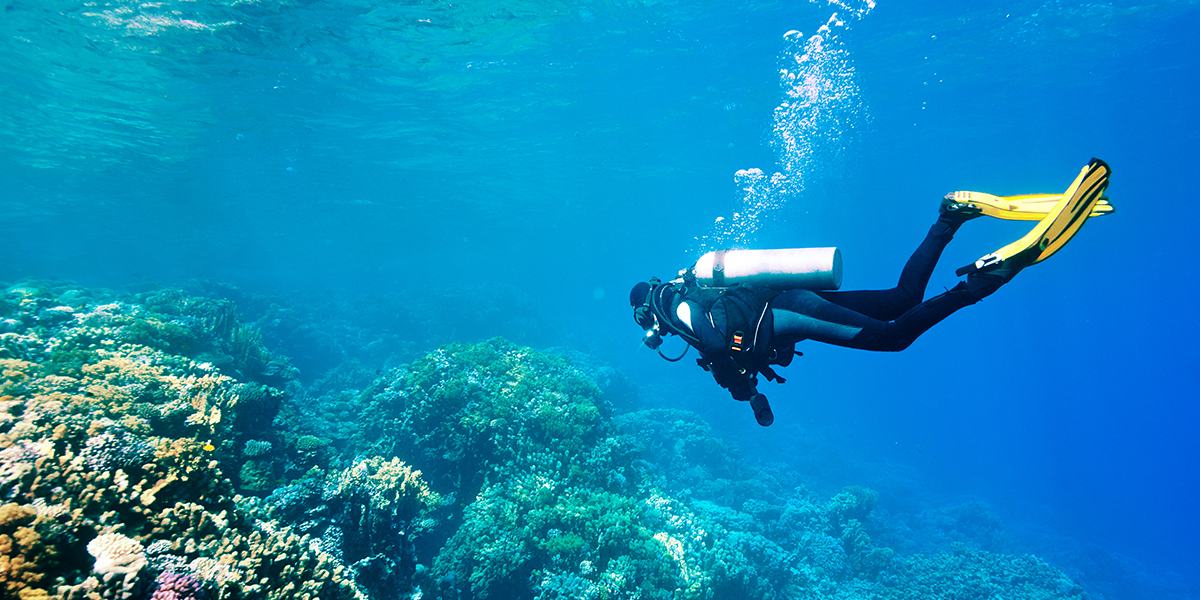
690, 247, 842, 290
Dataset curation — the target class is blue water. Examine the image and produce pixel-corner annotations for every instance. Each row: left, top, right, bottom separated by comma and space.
3, 0, 1198, 595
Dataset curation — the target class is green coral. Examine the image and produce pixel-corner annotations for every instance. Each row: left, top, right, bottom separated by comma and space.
880, 544, 1086, 600
239, 459, 274, 493
295, 434, 327, 453
354, 338, 612, 496
430, 467, 675, 598
433, 479, 677, 599
544, 532, 584, 556
345, 339, 677, 599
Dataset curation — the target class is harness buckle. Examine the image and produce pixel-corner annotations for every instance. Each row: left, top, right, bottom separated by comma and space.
730, 330, 745, 353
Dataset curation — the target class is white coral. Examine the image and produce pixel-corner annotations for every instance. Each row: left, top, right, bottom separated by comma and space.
0, 440, 53, 486
86, 532, 147, 599
88, 532, 146, 575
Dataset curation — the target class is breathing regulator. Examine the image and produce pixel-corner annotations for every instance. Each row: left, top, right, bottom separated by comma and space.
631, 276, 691, 362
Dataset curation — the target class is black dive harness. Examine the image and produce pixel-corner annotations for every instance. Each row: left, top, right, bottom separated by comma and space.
636, 274, 800, 383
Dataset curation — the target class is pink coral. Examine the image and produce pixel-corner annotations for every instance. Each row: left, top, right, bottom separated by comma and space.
150, 571, 205, 600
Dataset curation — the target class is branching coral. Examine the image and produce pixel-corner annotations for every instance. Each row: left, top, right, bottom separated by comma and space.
880, 543, 1086, 600
81, 429, 155, 472
353, 338, 614, 496
326, 456, 440, 517
355, 340, 680, 600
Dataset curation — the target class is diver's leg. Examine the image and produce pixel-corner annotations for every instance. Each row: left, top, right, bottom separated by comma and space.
772, 289, 873, 344
846, 271, 1008, 351
816, 212, 969, 321
774, 270, 1008, 351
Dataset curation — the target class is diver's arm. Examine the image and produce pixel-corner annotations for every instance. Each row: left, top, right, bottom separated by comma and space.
703, 353, 759, 401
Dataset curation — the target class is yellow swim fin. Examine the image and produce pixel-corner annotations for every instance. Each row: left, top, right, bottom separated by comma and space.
956, 158, 1112, 277
944, 191, 1114, 221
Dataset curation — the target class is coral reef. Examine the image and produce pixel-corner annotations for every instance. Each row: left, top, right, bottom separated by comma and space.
0, 281, 354, 600
322, 457, 442, 597
330, 339, 1085, 600
1, 280, 1090, 600
880, 544, 1085, 600
336, 339, 680, 598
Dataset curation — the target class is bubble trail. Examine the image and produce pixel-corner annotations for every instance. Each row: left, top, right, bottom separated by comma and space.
696, 1, 874, 256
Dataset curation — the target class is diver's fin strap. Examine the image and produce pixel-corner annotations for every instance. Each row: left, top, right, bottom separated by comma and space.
956, 158, 1111, 277
945, 190, 1113, 222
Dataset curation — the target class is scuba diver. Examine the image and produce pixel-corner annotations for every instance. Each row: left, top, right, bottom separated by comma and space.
630, 159, 1112, 427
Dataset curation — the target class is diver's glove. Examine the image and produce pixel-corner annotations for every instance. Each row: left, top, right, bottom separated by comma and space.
708, 360, 774, 426
750, 394, 774, 427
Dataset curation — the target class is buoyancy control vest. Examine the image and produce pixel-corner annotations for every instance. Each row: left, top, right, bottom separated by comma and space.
647, 276, 797, 384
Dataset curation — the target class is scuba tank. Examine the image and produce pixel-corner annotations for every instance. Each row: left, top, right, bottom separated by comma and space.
690, 247, 842, 290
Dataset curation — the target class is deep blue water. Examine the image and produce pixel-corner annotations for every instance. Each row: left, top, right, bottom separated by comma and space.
3, 0, 1198, 596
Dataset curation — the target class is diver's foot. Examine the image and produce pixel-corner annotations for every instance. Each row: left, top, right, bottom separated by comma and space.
940, 194, 984, 223
750, 394, 774, 427
963, 254, 1030, 298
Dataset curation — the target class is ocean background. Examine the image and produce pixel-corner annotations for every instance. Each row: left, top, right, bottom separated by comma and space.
2, 0, 1198, 597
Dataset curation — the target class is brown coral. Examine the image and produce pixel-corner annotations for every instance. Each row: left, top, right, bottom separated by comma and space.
0, 503, 51, 599
326, 457, 441, 515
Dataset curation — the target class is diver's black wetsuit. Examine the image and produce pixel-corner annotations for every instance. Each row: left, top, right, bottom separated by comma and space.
637, 212, 1007, 409
770, 213, 1004, 351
